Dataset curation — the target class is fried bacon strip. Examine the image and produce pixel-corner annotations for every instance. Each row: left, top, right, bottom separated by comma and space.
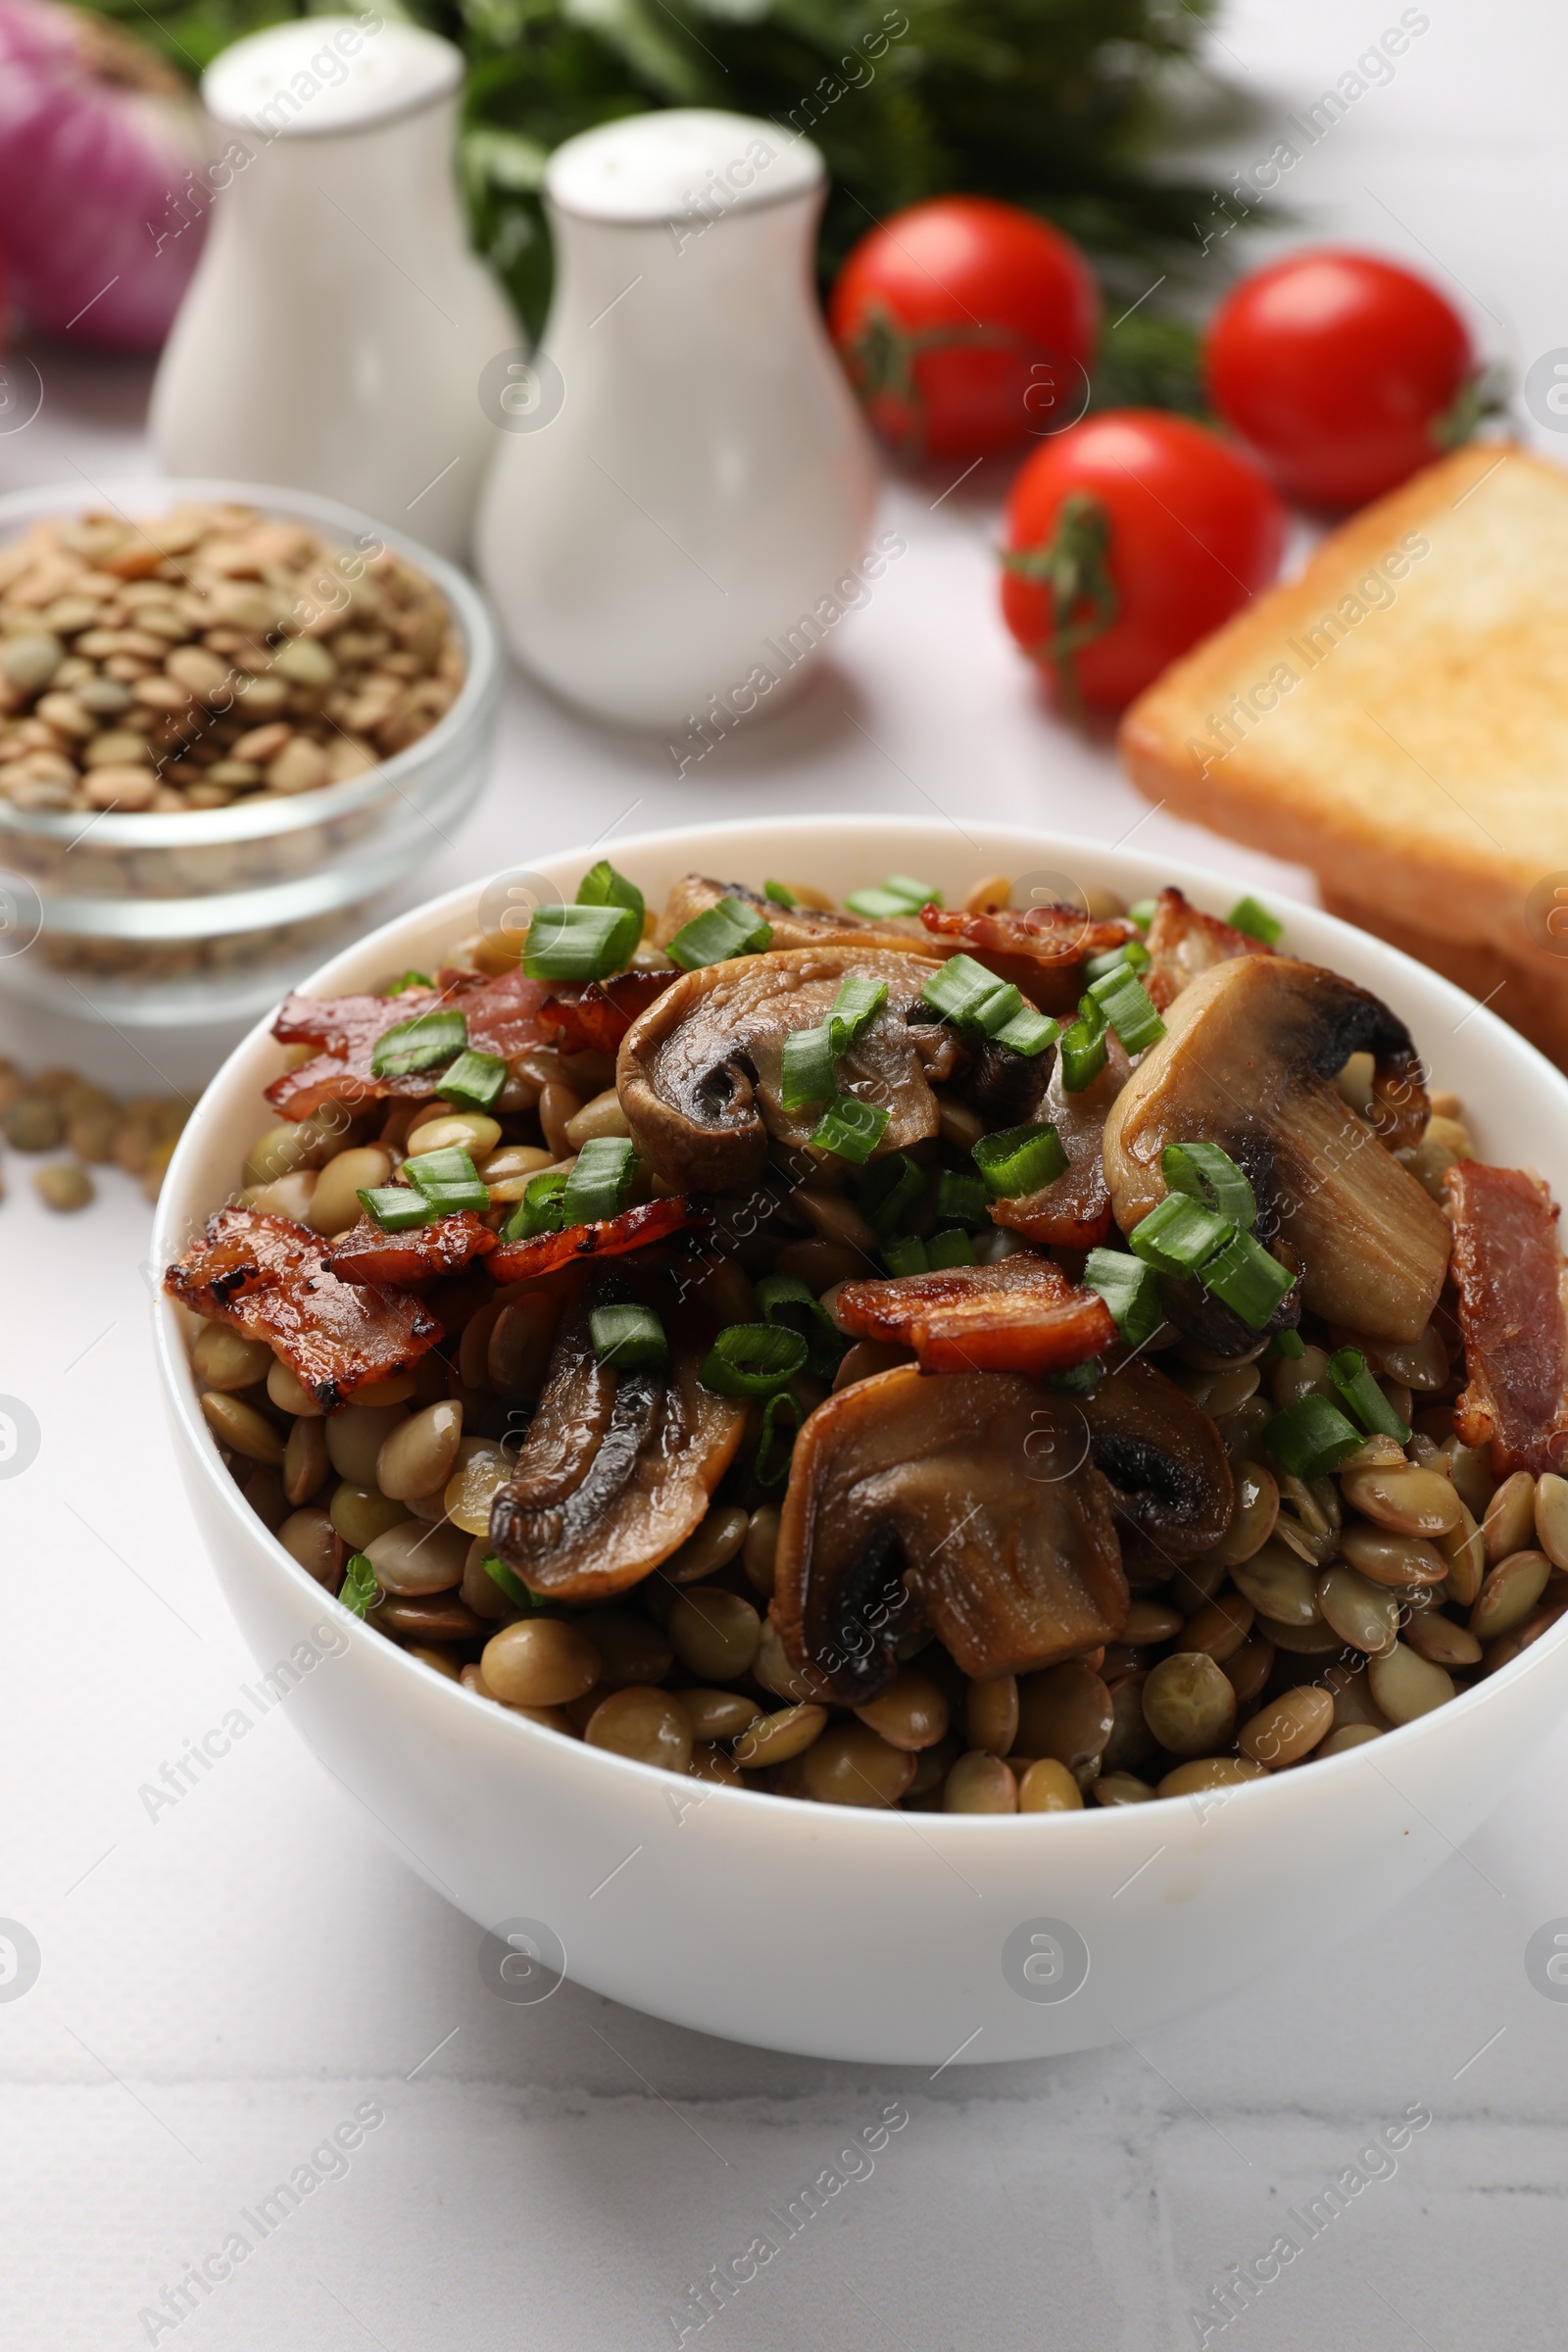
834, 1254, 1116, 1378
268, 966, 552, 1120
325, 1210, 497, 1289
540, 969, 677, 1055
919, 901, 1134, 1013
487, 1193, 708, 1285
1449, 1161, 1568, 1474
1142, 887, 1273, 1012
166, 1206, 442, 1409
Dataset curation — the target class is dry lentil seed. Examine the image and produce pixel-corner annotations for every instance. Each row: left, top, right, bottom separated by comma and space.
538, 1082, 582, 1159
444, 1444, 512, 1537
1443, 1438, 1494, 1520
774, 1238, 862, 1290
943, 1752, 1018, 1812
33, 1159, 93, 1211
792, 1184, 879, 1257
1124, 1596, 1185, 1644
562, 1089, 632, 1149
482, 1619, 602, 1707
190, 1322, 273, 1392
1470, 1548, 1552, 1642
1367, 1641, 1455, 1725
1483, 1471, 1537, 1563
1438, 1501, 1487, 1606
200, 1391, 284, 1465
1099, 1672, 1163, 1777
328, 1484, 407, 1548
753, 1617, 831, 1703
1484, 1595, 1568, 1672
406, 1111, 503, 1161
1268, 1614, 1347, 1654
376, 1399, 464, 1501
1015, 1659, 1113, 1772
742, 1504, 780, 1597
690, 1743, 744, 1786
796, 1721, 915, 1807
307, 1145, 392, 1236
1222, 1630, 1275, 1709
1318, 1723, 1385, 1754
1157, 1756, 1268, 1797
667, 1588, 761, 1682
1534, 1473, 1568, 1571
679, 1689, 760, 1741
582, 1611, 674, 1689
584, 1687, 694, 1774
1403, 1611, 1482, 1667
1142, 1651, 1238, 1756
282, 1416, 329, 1505
1016, 1756, 1083, 1811
1341, 1460, 1461, 1537
1316, 1566, 1400, 1653
1240, 1685, 1334, 1766
278, 1507, 340, 1587
1095, 1773, 1155, 1804
364, 1517, 468, 1596
1174, 1591, 1254, 1663
326, 1402, 407, 1486
1339, 1524, 1448, 1590
1270, 1344, 1337, 1410
405, 1643, 464, 1681
1229, 1537, 1323, 1627
853, 1666, 950, 1751
966, 1673, 1020, 1756
663, 1504, 750, 1586
5, 1096, 62, 1151
247, 1170, 318, 1221
1169, 1552, 1229, 1613
1209, 1463, 1279, 1567
732, 1702, 828, 1768
266, 1357, 321, 1418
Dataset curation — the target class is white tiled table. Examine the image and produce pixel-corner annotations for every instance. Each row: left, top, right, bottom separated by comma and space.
6, 6, 1568, 2346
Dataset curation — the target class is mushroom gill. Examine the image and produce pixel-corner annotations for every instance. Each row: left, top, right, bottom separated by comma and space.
772, 1365, 1128, 1699
1102, 955, 1447, 1344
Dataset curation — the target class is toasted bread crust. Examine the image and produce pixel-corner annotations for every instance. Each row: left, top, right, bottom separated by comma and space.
1117, 443, 1568, 980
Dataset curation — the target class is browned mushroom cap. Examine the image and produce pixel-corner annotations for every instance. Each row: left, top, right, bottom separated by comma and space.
487, 1264, 747, 1601
655, 874, 936, 956
1102, 955, 1447, 1344
1081, 1355, 1234, 1571
617, 945, 946, 1194
773, 1365, 1128, 1699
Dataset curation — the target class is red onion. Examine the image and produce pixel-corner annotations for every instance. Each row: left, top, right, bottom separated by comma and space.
0, 0, 208, 348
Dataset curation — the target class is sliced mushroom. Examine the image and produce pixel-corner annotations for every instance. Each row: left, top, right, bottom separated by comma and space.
1081, 1355, 1234, 1571
487, 1265, 747, 1600
991, 1033, 1131, 1249
617, 945, 946, 1193
1102, 956, 1447, 1343
656, 874, 935, 956
773, 1365, 1128, 1698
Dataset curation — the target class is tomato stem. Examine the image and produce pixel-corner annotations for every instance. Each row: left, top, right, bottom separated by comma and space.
1001, 490, 1119, 715
843, 299, 1039, 457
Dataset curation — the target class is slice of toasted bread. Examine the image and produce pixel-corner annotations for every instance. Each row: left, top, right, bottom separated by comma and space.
1118, 442, 1568, 1061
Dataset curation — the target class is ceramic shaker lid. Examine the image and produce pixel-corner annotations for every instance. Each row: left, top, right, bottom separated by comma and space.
204, 17, 462, 137
547, 108, 823, 223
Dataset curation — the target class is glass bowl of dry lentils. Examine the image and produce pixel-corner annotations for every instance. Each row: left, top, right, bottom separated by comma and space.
158, 834, 1568, 1819
0, 481, 498, 1028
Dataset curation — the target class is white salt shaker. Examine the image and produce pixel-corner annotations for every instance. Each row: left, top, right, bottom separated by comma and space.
476, 110, 878, 732
150, 16, 514, 562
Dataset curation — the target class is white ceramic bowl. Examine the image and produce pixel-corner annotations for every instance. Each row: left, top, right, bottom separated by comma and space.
152, 815, 1568, 2065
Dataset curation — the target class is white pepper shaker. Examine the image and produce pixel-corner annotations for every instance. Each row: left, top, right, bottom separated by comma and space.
476, 109, 878, 732
150, 16, 514, 561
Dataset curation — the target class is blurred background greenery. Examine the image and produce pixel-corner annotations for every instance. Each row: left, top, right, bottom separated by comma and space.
83, 0, 1240, 402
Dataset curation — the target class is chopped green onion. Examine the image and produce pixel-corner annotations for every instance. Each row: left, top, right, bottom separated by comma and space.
438, 1048, 509, 1112
763, 878, 798, 907
357, 1183, 431, 1231
972, 1121, 1067, 1199
1228, 894, 1283, 947
339, 1552, 379, 1617
665, 896, 773, 970
1127, 899, 1156, 931
830, 972, 889, 1040
810, 1094, 890, 1163
1329, 1347, 1413, 1444
504, 1170, 568, 1241
756, 1391, 802, 1487
846, 873, 940, 917
1082, 1248, 1164, 1347
590, 1303, 668, 1370
1086, 962, 1166, 1054
993, 1004, 1059, 1057
882, 1234, 929, 1277
385, 967, 433, 996
481, 1554, 544, 1613
561, 1136, 638, 1225
576, 859, 644, 925
755, 1272, 840, 1335
1059, 994, 1108, 1092
1084, 939, 1152, 983
1267, 1328, 1306, 1361
1263, 1395, 1363, 1480
925, 1227, 976, 1270
918, 953, 1021, 1035
700, 1322, 808, 1397
1161, 1141, 1257, 1230
858, 1153, 926, 1235
1128, 1192, 1233, 1275
402, 1145, 490, 1215
780, 1021, 837, 1111
370, 1006, 466, 1079
1199, 1229, 1297, 1330
523, 903, 641, 980
936, 1169, 990, 1229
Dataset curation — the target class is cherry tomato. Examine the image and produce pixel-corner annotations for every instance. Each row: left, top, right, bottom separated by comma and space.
829, 196, 1100, 463
1204, 249, 1477, 510
1000, 410, 1286, 710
